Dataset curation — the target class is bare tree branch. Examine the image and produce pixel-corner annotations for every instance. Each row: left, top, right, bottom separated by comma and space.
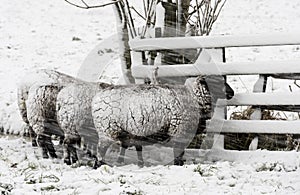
80, 0, 89, 7
143, 0, 147, 16
130, 6, 147, 21
64, 0, 120, 9
187, 0, 226, 35
124, 0, 137, 37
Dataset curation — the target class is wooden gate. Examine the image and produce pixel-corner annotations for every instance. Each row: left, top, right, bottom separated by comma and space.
129, 33, 300, 163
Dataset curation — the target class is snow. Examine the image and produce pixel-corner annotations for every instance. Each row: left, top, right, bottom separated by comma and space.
1, 0, 300, 194
1, 137, 300, 194
130, 33, 300, 51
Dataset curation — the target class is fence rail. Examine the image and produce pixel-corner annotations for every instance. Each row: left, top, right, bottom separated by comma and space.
132, 60, 300, 78
130, 33, 300, 51
221, 93, 300, 106
207, 119, 300, 134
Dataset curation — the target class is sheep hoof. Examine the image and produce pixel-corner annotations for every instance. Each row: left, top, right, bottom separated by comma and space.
42, 153, 49, 159
137, 160, 144, 168
93, 160, 106, 169
174, 158, 184, 166
117, 158, 124, 164
64, 159, 71, 165
31, 140, 38, 147
71, 156, 78, 164
49, 152, 57, 159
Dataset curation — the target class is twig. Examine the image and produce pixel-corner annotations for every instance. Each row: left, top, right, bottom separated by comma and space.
213, 0, 226, 23
142, 0, 156, 37
294, 80, 300, 88
195, 0, 202, 35
124, 0, 137, 38
64, 0, 119, 9
80, 0, 89, 7
130, 6, 147, 21
143, 0, 147, 16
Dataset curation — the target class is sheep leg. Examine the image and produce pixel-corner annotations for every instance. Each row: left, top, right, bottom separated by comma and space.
64, 144, 78, 165
37, 134, 57, 159
117, 145, 127, 164
63, 136, 79, 165
92, 143, 108, 169
85, 144, 101, 168
70, 145, 79, 164
135, 145, 144, 167
29, 126, 38, 147
116, 144, 144, 166
173, 142, 185, 166
37, 134, 49, 158
63, 143, 71, 165
94, 139, 111, 169
84, 144, 97, 159
45, 136, 57, 158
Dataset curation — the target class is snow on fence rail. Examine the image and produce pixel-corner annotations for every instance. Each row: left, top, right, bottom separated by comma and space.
130, 33, 300, 51
130, 33, 300, 79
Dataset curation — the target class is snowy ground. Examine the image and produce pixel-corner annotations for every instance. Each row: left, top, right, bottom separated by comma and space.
1, 137, 300, 194
1, 0, 300, 194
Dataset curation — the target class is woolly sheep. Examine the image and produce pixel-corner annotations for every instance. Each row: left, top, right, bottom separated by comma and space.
91, 79, 204, 166
19, 69, 209, 167
18, 69, 79, 158
18, 69, 109, 164
56, 82, 111, 165
26, 84, 64, 158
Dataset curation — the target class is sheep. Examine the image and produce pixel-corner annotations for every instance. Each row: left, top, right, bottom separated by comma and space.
26, 84, 64, 158
56, 82, 111, 165
91, 78, 205, 166
18, 69, 110, 164
17, 69, 79, 158
19, 69, 208, 167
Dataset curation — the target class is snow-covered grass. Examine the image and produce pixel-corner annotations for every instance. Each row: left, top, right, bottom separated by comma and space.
1, 0, 300, 194
1, 136, 300, 194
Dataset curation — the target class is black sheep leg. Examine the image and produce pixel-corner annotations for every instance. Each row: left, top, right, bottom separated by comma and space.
29, 126, 38, 147
173, 142, 185, 166
37, 134, 49, 158
37, 134, 57, 159
45, 135, 57, 158
63, 143, 71, 165
117, 144, 144, 167
63, 136, 80, 165
65, 145, 78, 165
63, 145, 78, 165
135, 145, 144, 167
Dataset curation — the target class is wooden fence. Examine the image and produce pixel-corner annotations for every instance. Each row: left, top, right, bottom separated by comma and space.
129, 33, 300, 163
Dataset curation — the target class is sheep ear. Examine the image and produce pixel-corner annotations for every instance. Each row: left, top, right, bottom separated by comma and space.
99, 82, 111, 88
